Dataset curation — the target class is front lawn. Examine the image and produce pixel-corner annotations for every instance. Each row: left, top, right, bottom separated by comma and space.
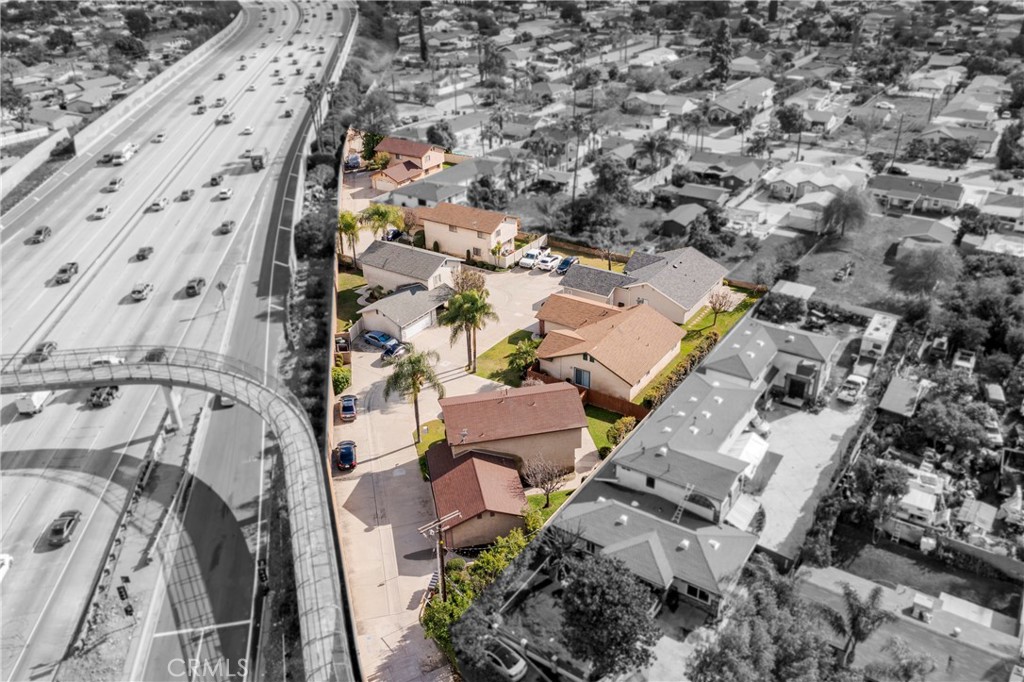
414, 419, 446, 481
474, 329, 534, 386
585, 405, 622, 452
336, 271, 367, 330
527, 490, 574, 524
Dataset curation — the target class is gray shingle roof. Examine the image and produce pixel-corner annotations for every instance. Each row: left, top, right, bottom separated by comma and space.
390, 182, 465, 203
624, 247, 728, 311
358, 241, 458, 283
560, 264, 636, 297
358, 284, 453, 327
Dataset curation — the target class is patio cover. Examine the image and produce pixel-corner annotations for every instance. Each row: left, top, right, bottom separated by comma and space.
770, 279, 816, 301
724, 493, 761, 532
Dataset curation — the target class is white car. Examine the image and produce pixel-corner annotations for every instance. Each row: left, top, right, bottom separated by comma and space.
837, 375, 868, 404
219, 188, 234, 200
0, 554, 11, 585
535, 254, 561, 271
91, 355, 126, 366
242, 126, 254, 135
149, 198, 169, 212
242, 148, 252, 158
484, 641, 527, 682
131, 282, 154, 301
875, 101, 895, 110
276, 96, 287, 103
519, 248, 550, 269
92, 205, 111, 220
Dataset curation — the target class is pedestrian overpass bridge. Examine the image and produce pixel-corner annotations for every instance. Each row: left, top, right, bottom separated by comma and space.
0, 346, 354, 682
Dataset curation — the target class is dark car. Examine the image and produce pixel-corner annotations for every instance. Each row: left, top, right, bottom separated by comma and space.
555, 256, 579, 275
89, 386, 120, 407
381, 343, 409, 363
216, 72, 226, 80
136, 246, 154, 261
26, 341, 57, 363
362, 330, 398, 350
179, 189, 196, 201
887, 165, 910, 176
384, 227, 402, 241
340, 395, 357, 421
48, 511, 82, 546
335, 440, 357, 470
219, 220, 236, 234
186, 277, 206, 297
55, 262, 79, 284
210, 174, 225, 186
32, 226, 52, 243
98, 153, 114, 164
143, 347, 167, 363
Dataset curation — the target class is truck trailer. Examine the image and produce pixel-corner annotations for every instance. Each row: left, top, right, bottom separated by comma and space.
250, 147, 268, 171
16, 391, 52, 415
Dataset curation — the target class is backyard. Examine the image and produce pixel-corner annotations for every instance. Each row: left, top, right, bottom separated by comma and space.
527, 490, 574, 524
474, 329, 534, 386
336, 271, 367, 330
585, 405, 622, 452
414, 419, 446, 481
816, 96, 935, 157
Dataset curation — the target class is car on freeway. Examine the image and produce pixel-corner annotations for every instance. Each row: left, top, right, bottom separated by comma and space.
179, 189, 195, 201
518, 247, 550, 269
26, 341, 57, 363
131, 283, 154, 301
362, 330, 399, 350
98, 152, 114, 164
107, 177, 125, 192
152, 132, 167, 143
242, 125, 254, 135
135, 246, 154, 261
91, 205, 111, 220
214, 96, 228, 107
216, 72, 226, 80
186, 277, 206, 297
0, 554, 11, 585
54, 262, 79, 284
210, 174, 225, 186
242, 148, 253, 158
339, 395, 357, 421
284, 109, 294, 118
275, 78, 286, 85
239, 64, 248, 71
555, 256, 579, 275
837, 375, 868, 404
276, 96, 287, 103
218, 187, 234, 200
219, 220, 236, 234
260, 42, 268, 48
887, 165, 910, 176
535, 254, 561, 271
149, 198, 169, 212
196, 105, 207, 114
89, 386, 120, 407
47, 511, 82, 547
484, 640, 527, 681
272, 56, 280, 63
32, 226, 52, 243
91, 355, 126, 366
335, 440, 357, 471
381, 343, 409, 363
143, 347, 167, 362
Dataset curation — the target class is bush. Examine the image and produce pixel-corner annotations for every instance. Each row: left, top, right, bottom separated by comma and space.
445, 557, 466, 573
332, 366, 351, 394
414, 231, 426, 248
606, 416, 637, 446
49, 136, 75, 158
598, 446, 613, 459
642, 331, 720, 408
293, 212, 336, 259
757, 293, 806, 324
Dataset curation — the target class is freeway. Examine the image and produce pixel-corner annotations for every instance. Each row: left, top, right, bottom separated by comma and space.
0, 2, 351, 680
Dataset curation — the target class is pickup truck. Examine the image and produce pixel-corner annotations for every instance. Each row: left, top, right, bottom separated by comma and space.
519, 247, 550, 269
837, 375, 868, 404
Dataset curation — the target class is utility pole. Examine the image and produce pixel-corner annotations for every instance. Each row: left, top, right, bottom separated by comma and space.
927, 91, 936, 121
570, 86, 580, 234
419, 511, 461, 602
889, 113, 905, 171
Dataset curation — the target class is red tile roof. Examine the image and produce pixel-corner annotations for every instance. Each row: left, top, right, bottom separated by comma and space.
427, 445, 526, 524
440, 383, 587, 446
417, 202, 517, 235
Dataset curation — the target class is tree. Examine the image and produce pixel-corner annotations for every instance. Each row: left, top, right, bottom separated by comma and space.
636, 132, 677, 172
865, 637, 935, 682
111, 35, 148, 60
853, 114, 885, 153
747, 131, 770, 158
768, 0, 779, 21
123, 8, 152, 38
360, 131, 385, 162
818, 583, 897, 667
774, 103, 807, 135
996, 120, 1024, 170
467, 175, 509, 211
707, 288, 734, 325
478, 40, 507, 83
506, 338, 539, 377
293, 210, 336, 259
890, 247, 962, 296
521, 459, 570, 509
383, 347, 445, 443
416, 3, 428, 63
866, 151, 889, 173
560, 552, 661, 677
733, 108, 756, 149
915, 400, 988, 453
709, 20, 734, 83
559, 2, 584, 23
359, 203, 404, 240
687, 216, 726, 259
438, 289, 499, 372
337, 210, 360, 267
452, 269, 486, 294
819, 188, 873, 238
589, 154, 635, 205
426, 120, 456, 151
46, 29, 75, 54
352, 90, 396, 134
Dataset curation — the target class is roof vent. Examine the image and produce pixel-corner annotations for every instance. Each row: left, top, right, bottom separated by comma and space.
745, 351, 756, 359
786, 335, 796, 343
662, 426, 673, 433
711, 381, 720, 387
701, 410, 712, 419
616, 514, 628, 526
597, 496, 607, 502
656, 446, 668, 457
743, 330, 751, 336
631, 500, 640, 507
689, 426, 700, 435
676, 411, 687, 418
689, 396, 699, 402
677, 539, 690, 550
731, 343, 741, 348
713, 396, 724, 404
708, 539, 721, 550
756, 339, 765, 347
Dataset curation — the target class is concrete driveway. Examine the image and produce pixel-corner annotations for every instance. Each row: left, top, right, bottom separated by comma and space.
331, 263, 567, 681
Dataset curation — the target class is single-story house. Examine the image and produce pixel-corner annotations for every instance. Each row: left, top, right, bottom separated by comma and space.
933, 92, 999, 129
65, 87, 111, 114
386, 181, 467, 209
767, 164, 860, 200
804, 109, 843, 135
660, 203, 707, 238
981, 193, 1024, 232
628, 46, 680, 68
427, 445, 526, 548
894, 216, 956, 258
26, 107, 82, 131
867, 175, 965, 214
535, 293, 621, 336
916, 125, 1000, 159
531, 81, 572, 101
358, 284, 454, 341
964, 74, 1011, 97
358, 240, 461, 292
536, 304, 684, 401
561, 247, 729, 325
439, 383, 588, 470
705, 77, 775, 122
686, 152, 767, 191
418, 202, 519, 261
624, 90, 696, 117
670, 183, 731, 208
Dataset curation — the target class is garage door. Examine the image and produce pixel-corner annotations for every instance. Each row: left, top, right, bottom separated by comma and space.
401, 311, 434, 340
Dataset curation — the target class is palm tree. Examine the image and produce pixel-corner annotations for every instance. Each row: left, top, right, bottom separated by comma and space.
438, 289, 499, 372
383, 347, 445, 444
637, 132, 677, 172
337, 210, 361, 268
819, 187, 875, 238
818, 582, 897, 667
360, 203, 405, 240
864, 637, 936, 682
733, 108, 756, 151
682, 108, 710, 152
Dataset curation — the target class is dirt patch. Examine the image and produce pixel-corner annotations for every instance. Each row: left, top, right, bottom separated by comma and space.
57, 594, 139, 682
1, 156, 73, 216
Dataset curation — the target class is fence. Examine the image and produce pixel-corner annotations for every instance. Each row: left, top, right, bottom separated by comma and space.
496, 233, 548, 269
0, 127, 50, 147
546, 237, 631, 264
525, 369, 650, 420
0, 129, 70, 204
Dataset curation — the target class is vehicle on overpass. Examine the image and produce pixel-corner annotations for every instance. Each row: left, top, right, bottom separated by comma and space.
251, 147, 268, 170
111, 141, 139, 165
25, 341, 57, 363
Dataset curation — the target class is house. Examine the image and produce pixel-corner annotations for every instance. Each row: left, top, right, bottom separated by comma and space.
76, 75, 122, 91
439, 383, 588, 470
26, 106, 81, 131
668, 183, 732, 209
370, 137, 445, 191
447, 110, 490, 153
418, 202, 519, 261
553, 482, 758, 617
535, 293, 621, 336
916, 125, 1000, 159
427, 446, 526, 548
561, 248, 729, 324
660, 203, 707, 238
925, 53, 962, 70
933, 92, 999, 129
981, 193, 1024, 232
624, 90, 696, 118
803, 109, 843, 135
386, 181, 467, 209
907, 67, 965, 95
867, 175, 965, 214
357, 240, 461, 293
767, 164, 861, 201
65, 88, 111, 114
358, 284, 454, 342
628, 46, 680, 68
964, 74, 1011, 97
706, 77, 775, 122
893, 216, 956, 258
700, 318, 840, 405
530, 81, 572, 101
686, 152, 767, 191
536, 304, 684, 401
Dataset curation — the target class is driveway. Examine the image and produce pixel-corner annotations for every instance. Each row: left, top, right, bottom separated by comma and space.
331, 265, 566, 681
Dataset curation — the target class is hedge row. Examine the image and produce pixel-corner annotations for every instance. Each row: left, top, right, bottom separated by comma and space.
641, 330, 721, 409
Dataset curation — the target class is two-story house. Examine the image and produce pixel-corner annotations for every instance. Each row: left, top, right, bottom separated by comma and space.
418, 202, 520, 261
370, 137, 446, 191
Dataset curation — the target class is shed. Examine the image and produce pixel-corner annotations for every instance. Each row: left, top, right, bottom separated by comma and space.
770, 280, 816, 301
878, 376, 922, 419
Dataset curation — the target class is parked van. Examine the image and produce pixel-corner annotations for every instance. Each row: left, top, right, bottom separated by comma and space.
984, 383, 1007, 411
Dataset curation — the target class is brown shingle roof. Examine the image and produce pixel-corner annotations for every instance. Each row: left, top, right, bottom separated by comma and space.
427, 445, 526, 523
440, 383, 587, 446
375, 159, 423, 184
418, 202, 517, 235
537, 304, 684, 386
536, 293, 622, 329
374, 136, 442, 158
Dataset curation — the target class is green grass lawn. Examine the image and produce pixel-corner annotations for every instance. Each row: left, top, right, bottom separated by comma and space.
474, 329, 534, 386
414, 419, 446, 481
527, 489, 574, 524
548, 245, 627, 273
336, 271, 367, 330
585, 405, 622, 451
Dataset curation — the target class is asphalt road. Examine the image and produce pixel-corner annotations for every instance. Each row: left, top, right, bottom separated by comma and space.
0, 2, 349, 680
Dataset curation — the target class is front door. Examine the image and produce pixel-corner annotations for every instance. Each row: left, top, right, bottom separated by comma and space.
573, 367, 591, 388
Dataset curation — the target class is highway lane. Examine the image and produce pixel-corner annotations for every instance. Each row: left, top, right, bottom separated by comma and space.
0, 2, 348, 679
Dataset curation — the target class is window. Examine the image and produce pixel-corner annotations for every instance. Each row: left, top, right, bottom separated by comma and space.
645, 476, 655, 489
473, 247, 482, 257
573, 367, 591, 388
449, 226, 458, 233
418, 199, 427, 206
476, 513, 483, 519
489, 511, 495, 517
636, 297, 646, 304
686, 585, 711, 603
477, 231, 485, 239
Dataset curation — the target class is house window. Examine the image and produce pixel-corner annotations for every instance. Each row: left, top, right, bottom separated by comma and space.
686, 585, 711, 603
473, 247, 482, 257
418, 199, 427, 207
636, 297, 646, 305
573, 367, 591, 388
645, 476, 655, 489
477, 231, 485, 239
585, 541, 596, 553
489, 512, 495, 517
582, 352, 590, 361
476, 513, 483, 519
449, 226, 458, 233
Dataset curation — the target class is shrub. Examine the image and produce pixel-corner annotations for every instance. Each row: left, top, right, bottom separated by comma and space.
598, 446, 613, 459
606, 416, 637, 446
445, 557, 466, 573
332, 366, 351, 393
414, 232, 426, 248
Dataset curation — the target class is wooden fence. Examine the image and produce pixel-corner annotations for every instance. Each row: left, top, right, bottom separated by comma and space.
546, 237, 632, 264
525, 369, 650, 420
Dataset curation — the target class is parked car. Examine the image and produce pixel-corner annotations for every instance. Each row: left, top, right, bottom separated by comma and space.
219, 188, 234, 200
519, 247, 550, 269
335, 440, 357, 470
555, 256, 579, 275
384, 227, 403, 241
26, 341, 57, 363
484, 640, 527, 681
135, 246, 154, 261
186, 277, 206, 297
381, 343, 409, 363
32, 226, 52, 243
837, 375, 869, 404
340, 395, 357, 421
131, 283, 154, 301
47, 511, 82, 546
219, 220, 236, 234
344, 154, 360, 170
875, 101, 895, 110
149, 198, 169, 212
179, 189, 195, 201
107, 177, 125, 192
362, 331, 398, 350
952, 349, 977, 374
54, 262, 79, 284
887, 165, 910, 176
535, 254, 561, 271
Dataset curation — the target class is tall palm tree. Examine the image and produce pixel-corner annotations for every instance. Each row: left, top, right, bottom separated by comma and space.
360, 203, 405, 240
438, 289, 499, 372
733, 108, 756, 151
818, 582, 897, 667
637, 132, 677, 171
337, 210, 361, 267
819, 187, 874, 238
383, 347, 445, 444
